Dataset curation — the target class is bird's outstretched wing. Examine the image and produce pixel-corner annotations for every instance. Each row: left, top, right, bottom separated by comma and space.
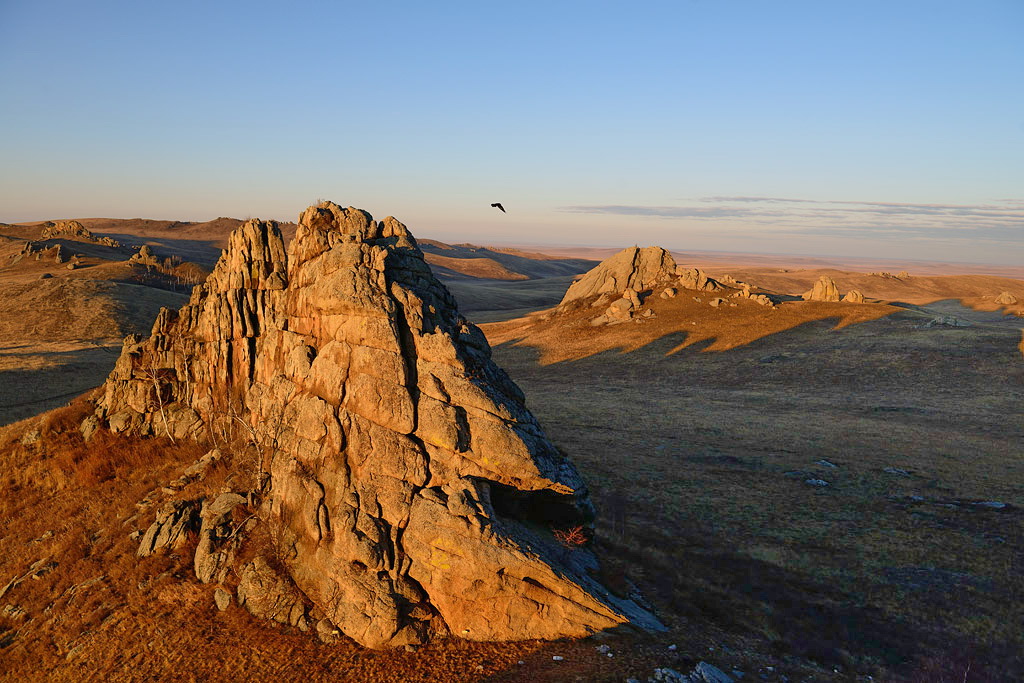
490, 202, 506, 213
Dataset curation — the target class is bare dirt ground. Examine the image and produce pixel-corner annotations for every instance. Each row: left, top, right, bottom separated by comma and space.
0, 229, 1021, 681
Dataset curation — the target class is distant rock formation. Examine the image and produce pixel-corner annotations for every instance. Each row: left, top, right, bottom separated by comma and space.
802, 275, 841, 302
842, 290, 865, 303
995, 291, 1018, 305
40, 220, 121, 247
128, 245, 160, 267
676, 267, 723, 292
560, 246, 676, 304
93, 202, 661, 648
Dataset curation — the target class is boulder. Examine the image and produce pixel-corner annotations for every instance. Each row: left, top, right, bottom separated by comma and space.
95, 201, 662, 648
129, 245, 160, 267
236, 556, 309, 630
676, 268, 722, 292
842, 289, 865, 303
802, 275, 841, 302
214, 587, 232, 611
995, 291, 1018, 305
623, 287, 642, 308
136, 500, 202, 557
560, 246, 676, 304
194, 493, 248, 584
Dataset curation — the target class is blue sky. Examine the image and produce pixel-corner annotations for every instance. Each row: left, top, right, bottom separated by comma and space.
1, 1, 1022, 264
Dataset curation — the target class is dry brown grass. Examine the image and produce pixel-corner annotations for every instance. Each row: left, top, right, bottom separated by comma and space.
484, 292, 896, 364
482, 291, 1024, 681
425, 253, 530, 280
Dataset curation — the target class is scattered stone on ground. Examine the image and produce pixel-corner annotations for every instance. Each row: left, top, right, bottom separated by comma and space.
213, 587, 231, 611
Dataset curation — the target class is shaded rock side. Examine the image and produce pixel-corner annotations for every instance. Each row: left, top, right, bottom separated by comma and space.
560, 246, 676, 304
802, 275, 841, 302
95, 201, 660, 648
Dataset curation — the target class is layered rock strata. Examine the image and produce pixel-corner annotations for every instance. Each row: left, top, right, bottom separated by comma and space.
94, 202, 661, 648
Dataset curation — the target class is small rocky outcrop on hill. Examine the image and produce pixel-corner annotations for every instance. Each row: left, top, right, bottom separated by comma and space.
128, 245, 160, 267
802, 275, 841, 302
560, 246, 677, 304
92, 202, 661, 648
676, 268, 723, 292
842, 290, 865, 303
995, 291, 1018, 305
39, 220, 121, 247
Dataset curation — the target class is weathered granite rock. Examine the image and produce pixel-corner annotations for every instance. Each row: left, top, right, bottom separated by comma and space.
560, 246, 676, 304
995, 291, 1018, 305
802, 275, 841, 302
842, 289, 865, 303
95, 202, 661, 648
194, 492, 248, 584
676, 267, 722, 292
624, 287, 642, 308
137, 500, 202, 557
41, 220, 88, 241
129, 245, 160, 267
214, 587, 232, 611
237, 556, 309, 630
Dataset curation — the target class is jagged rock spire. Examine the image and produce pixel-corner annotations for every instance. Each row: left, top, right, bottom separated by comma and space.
93, 201, 662, 648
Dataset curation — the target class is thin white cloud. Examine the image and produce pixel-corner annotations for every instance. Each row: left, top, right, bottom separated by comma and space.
559, 197, 1024, 250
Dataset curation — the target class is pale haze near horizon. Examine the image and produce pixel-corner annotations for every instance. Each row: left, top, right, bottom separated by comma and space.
1, 1, 1021, 265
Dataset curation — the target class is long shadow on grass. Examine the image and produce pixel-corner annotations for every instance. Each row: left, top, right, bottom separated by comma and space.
0, 345, 115, 426
600, 522, 1016, 679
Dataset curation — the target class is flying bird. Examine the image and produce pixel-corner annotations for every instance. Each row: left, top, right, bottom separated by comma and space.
490, 202, 505, 213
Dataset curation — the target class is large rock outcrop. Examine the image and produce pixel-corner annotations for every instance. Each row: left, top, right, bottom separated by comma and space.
94, 202, 661, 648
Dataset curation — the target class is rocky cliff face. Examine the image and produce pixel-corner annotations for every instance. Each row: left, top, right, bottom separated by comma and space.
92, 202, 660, 648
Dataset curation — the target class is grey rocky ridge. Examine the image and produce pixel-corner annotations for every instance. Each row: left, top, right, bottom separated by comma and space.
90, 201, 662, 648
